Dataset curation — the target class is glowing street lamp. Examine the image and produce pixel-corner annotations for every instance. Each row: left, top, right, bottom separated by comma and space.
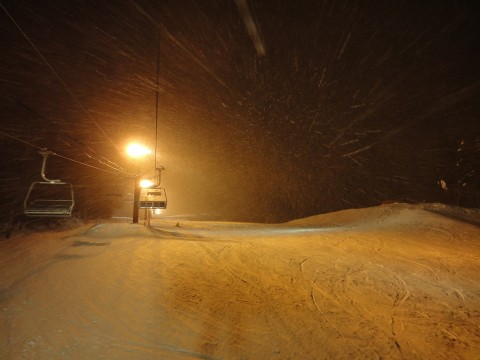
126, 143, 152, 158
139, 179, 154, 188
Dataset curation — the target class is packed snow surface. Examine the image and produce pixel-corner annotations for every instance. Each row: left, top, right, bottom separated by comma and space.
1, 203, 479, 359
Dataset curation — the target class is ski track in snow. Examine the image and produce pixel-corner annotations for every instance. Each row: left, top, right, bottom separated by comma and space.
1, 203, 479, 359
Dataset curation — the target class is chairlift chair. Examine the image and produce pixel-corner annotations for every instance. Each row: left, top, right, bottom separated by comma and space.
139, 187, 167, 209
23, 151, 75, 217
138, 167, 167, 210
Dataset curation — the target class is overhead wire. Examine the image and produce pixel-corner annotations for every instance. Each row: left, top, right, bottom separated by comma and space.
0, 130, 127, 175
0, 2, 128, 167
64, 135, 130, 174
154, 37, 160, 168
3, 96, 131, 174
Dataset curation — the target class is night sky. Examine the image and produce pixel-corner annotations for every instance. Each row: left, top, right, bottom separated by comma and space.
1, 0, 479, 223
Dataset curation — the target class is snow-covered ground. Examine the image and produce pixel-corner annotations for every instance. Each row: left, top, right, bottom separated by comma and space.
1, 203, 479, 359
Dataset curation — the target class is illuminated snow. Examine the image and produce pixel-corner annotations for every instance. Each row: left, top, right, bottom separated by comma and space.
1, 203, 479, 359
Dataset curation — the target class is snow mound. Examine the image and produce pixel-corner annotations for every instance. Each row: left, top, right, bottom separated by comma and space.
423, 203, 480, 227
286, 202, 480, 229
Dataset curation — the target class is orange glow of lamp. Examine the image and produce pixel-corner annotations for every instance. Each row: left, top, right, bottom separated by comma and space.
139, 179, 154, 188
126, 143, 152, 158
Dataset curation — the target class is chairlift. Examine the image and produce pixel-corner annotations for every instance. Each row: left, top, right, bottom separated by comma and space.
139, 187, 167, 209
23, 150, 75, 217
138, 167, 167, 210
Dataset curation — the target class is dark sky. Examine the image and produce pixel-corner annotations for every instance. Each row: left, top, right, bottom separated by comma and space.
1, 0, 479, 222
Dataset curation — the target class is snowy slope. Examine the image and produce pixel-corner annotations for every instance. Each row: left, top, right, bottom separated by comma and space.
1, 203, 479, 359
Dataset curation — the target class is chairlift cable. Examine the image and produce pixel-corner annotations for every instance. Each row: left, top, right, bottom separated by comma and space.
64, 135, 130, 174
154, 42, 160, 169
0, 2, 124, 157
0, 131, 126, 175
2, 97, 129, 173
53, 152, 125, 175
135, 15, 168, 218
0, 130, 44, 152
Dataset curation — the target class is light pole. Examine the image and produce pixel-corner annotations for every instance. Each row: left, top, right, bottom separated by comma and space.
133, 176, 141, 223
126, 143, 152, 224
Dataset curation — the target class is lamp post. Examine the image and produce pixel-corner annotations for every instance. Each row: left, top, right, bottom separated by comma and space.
126, 143, 152, 224
132, 176, 141, 224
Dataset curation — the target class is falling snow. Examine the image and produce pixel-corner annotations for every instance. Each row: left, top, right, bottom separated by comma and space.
0, 2, 480, 358
0, 0, 479, 222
